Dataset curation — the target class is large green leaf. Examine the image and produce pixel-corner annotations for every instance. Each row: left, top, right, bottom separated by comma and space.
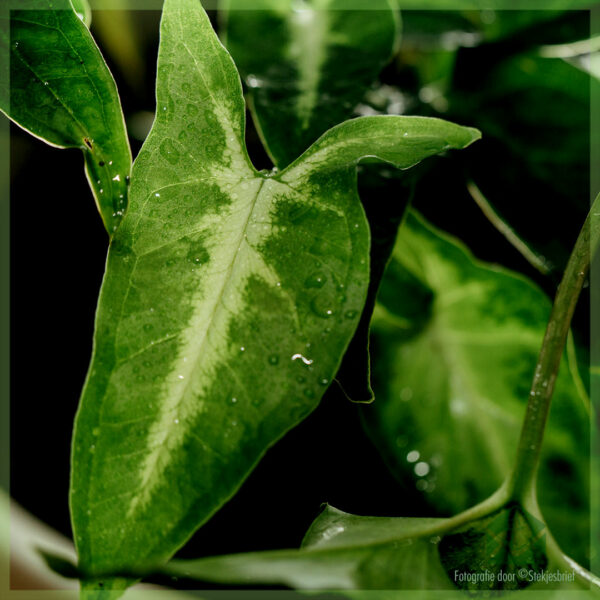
223, 0, 405, 403
0, 0, 131, 232
164, 504, 595, 591
363, 211, 590, 564
69, 0, 479, 580
222, 0, 399, 168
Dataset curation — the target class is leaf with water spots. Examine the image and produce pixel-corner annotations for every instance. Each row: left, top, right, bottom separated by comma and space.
163, 503, 595, 591
222, 0, 399, 168
69, 0, 479, 582
222, 0, 406, 403
363, 210, 591, 564
0, 0, 130, 232
70, 0, 91, 26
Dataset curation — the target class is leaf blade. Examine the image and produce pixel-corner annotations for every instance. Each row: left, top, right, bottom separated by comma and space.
70, 0, 480, 578
0, 0, 131, 232
222, 0, 400, 168
363, 210, 590, 563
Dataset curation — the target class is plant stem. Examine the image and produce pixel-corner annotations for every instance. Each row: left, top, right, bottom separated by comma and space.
467, 180, 551, 275
507, 193, 600, 503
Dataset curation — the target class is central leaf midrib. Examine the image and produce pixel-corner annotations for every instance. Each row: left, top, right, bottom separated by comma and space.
121, 175, 268, 522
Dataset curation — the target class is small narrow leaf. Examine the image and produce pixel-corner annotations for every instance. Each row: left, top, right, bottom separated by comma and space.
70, 0, 479, 579
0, 0, 131, 232
364, 211, 590, 563
222, 0, 400, 168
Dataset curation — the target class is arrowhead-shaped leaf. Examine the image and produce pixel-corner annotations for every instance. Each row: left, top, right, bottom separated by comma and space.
164, 503, 596, 591
0, 0, 131, 232
222, 0, 409, 403
69, 0, 479, 579
363, 210, 590, 564
222, 0, 399, 168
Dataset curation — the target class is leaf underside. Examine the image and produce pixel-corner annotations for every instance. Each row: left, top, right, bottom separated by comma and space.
165, 504, 588, 591
69, 0, 479, 579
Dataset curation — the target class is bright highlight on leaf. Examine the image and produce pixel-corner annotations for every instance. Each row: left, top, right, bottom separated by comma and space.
0, 0, 131, 232
68, 0, 479, 579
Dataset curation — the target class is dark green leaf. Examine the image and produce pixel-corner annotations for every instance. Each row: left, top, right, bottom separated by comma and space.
448, 49, 590, 271
69, 0, 479, 580
0, 0, 131, 232
164, 504, 594, 590
222, 0, 399, 168
223, 0, 403, 402
363, 211, 590, 564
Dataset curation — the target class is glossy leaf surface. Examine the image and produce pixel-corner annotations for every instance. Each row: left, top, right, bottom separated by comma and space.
363, 211, 590, 563
0, 0, 131, 232
70, 0, 92, 26
222, 0, 399, 168
69, 0, 480, 578
223, 0, 405, 402
165, 504, 591, 590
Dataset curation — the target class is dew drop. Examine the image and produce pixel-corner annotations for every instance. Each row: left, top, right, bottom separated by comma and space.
92, 427, 100, 436
143, 324, 153, 332
319, 378, 329, 386
231, 397, 238, 404
414, 461, 430, 477
240, 346, 245, 352
246, 75, 259, 88
406, 450, 420, 463
310, 297, 334, 319
304, 389, 315, 399
305, 272, 326, 288
268, 354, 279, 365
344, 310, 358, 319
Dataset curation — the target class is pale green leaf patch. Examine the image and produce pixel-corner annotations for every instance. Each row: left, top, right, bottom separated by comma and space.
0, 0, 130, 232
364, 210, 590, 564
69, 0, 479, 581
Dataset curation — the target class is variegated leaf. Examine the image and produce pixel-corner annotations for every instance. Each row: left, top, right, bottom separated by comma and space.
222, 0, 399, 168
70, 0, 479, 578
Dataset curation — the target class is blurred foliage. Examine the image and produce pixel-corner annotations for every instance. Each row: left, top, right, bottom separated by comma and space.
363, 211, 590, 565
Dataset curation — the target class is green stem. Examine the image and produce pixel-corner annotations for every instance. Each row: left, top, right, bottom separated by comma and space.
467, 180, 551, 275
507, 193, 600, 503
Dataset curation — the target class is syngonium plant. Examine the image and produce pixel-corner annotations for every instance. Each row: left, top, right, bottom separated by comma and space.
2, 0, 598, 596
